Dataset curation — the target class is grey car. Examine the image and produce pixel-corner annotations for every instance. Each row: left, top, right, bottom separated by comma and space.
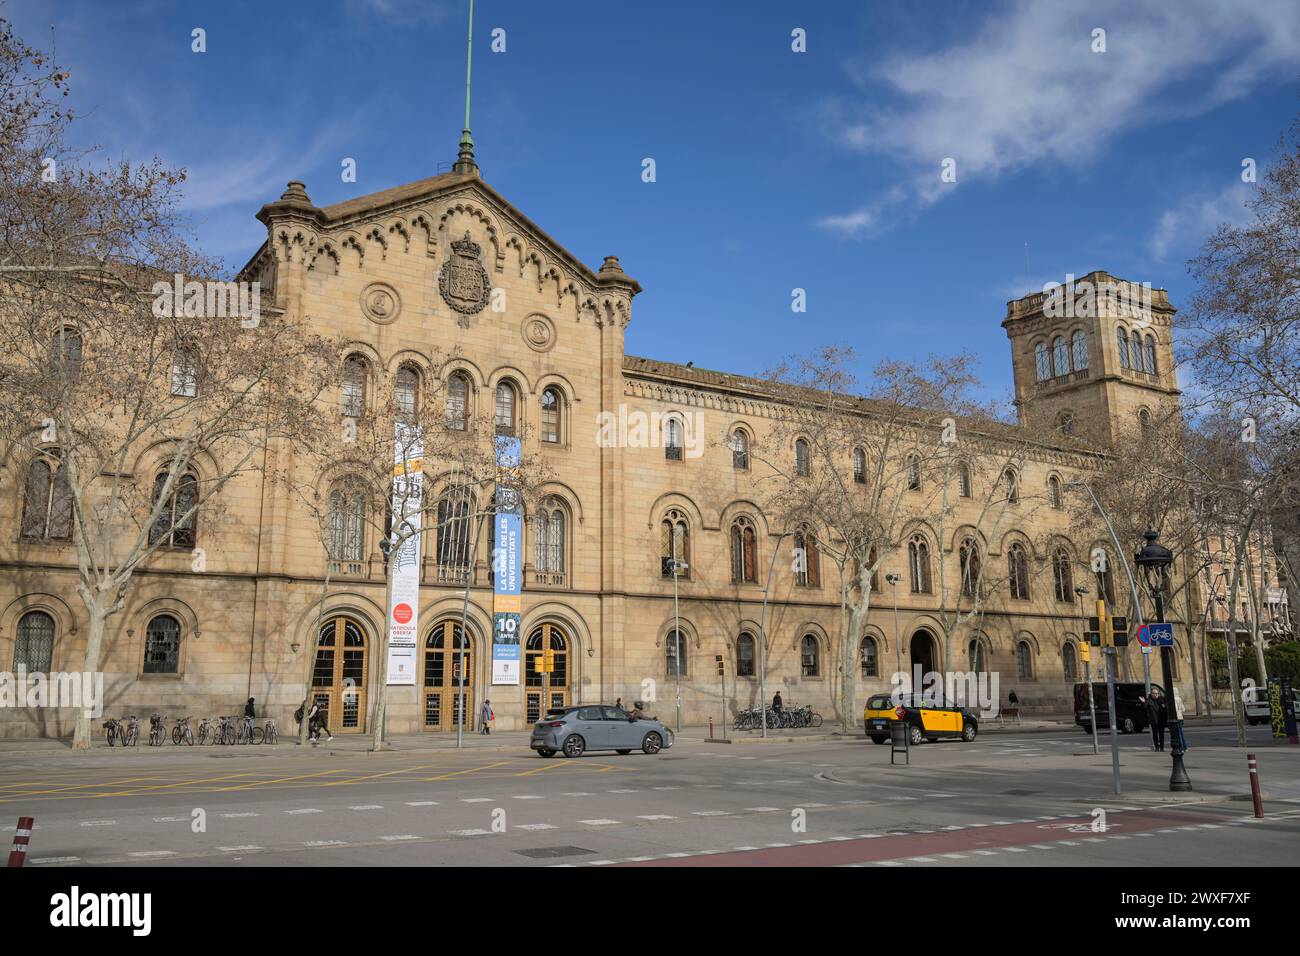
530, 705, 674, 758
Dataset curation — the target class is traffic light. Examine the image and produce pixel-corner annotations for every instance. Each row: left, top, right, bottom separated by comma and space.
1086, 617, 1102, 646
1111, 615, 1129, 647
541, 648, 555, 673
1079, 641, 1091, 664
714, 654, 724, 676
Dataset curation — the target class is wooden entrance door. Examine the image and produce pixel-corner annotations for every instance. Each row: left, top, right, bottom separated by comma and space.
311, 617, 368, 734
525, 623, 569, 723
422, 621, 474, 731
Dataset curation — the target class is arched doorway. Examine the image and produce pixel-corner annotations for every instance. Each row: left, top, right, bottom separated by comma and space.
909, 629, 936, 679
312, 616, 368, 734
422, 621, 475, 731
525, 623, 569, 723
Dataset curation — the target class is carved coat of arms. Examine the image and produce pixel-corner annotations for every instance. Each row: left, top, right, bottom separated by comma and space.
439, 231, 491, 316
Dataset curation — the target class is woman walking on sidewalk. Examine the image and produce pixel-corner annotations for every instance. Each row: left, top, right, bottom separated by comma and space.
480, 699, 494, 734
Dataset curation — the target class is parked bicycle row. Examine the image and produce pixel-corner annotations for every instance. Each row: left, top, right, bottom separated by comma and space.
102, 697, 280, 747
733, 701, 823, 731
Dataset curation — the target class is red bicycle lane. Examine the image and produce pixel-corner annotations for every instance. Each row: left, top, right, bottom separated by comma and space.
616, 809, 1222, 867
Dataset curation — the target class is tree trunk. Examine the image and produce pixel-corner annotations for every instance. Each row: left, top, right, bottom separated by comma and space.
370, 558, 396, 752
72, 595, 112, 750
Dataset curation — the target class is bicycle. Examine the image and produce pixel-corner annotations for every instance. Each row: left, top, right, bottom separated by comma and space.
102, 717, 122, 747
148, 713, 166, 746
236, 715, 265, 745
172, 716, 195, 745
119, 715, 140, 747
263, 719, 278, 745
217, 715, 238, 745
197, 716, 215, 745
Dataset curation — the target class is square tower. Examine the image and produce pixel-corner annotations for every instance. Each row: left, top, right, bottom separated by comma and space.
1002, 270, 1180, 446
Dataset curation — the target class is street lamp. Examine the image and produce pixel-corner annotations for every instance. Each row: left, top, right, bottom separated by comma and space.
1134, 528, 1192, 792
668, 557, 689, 732
757, 531, 794, 739
885, 573, 902, 683
1075, 584, 1098, 755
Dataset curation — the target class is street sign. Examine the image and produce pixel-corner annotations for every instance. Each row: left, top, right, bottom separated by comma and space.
1136, 624, 1151, 647
1147, 622, 1174, 647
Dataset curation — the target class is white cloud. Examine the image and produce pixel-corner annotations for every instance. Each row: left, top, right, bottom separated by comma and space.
1149, 182, 1254, 260
820, 0, 1300, 238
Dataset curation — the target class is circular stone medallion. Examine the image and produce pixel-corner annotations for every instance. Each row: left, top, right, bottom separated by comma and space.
522, 314, 556, 353
360, 282, 401, 325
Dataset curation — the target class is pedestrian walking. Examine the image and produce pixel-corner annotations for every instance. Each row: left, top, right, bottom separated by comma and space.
1145, 688, 1167, 751
480, 699, 494, 734
615, 697, 623, 711
307, 699, 334, 744
243, 696, 256, 740
1170, 688, 1188, 752
772, 691, 783, 715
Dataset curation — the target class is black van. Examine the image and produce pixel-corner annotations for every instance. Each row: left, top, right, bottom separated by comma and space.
1073, 682, 1165, 734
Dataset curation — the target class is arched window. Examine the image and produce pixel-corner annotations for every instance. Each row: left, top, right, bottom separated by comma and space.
21, 455, 72, 540
730, 515, 758, 584
1034, 341, 1052, 382
494, 381, 517, 436
1071, 330, 1089, 370
794, 525, 820, 588
906, 454, 921, 491
1117, 328, 1131, 369
1016, 640, 1034, 680
446, 372, 470, 430
908, 534, 932, 593
664, 418, 683, 461
1008, 543, 1031, 600
14, 610, 54, 672
1053, 548, 1074, 603
395, 365, 420, 418
736, 632, 756, 677
1062, 642, 1078, 682
1052, 335, 1069, 377
436, 493, 474, 578
55, 327, 82, 380
1138, 408, 1152, 434
957, 461, 972, 498
540, 387, 561, 443
1048, 475, 1062, 509
149, 470, 198, 547
171, 346, 199, 397
1003, 468, 1019, 502
852, 448, 866, 484
794, 438, 810, 477
341, 355, 367, 418
533, 497, 566, 582
1144, 335, 1157, 374
732, 429, 750, 470
143, 614, 181, 674
960, 538, 981, 598
969, 637, 990, 673
660, 508, 690, 578
800, 635, 820, 677
666, 629, 687, 677
860, 636, 878, 678
1057, 410, 1076, 436
328, 482, 366, 563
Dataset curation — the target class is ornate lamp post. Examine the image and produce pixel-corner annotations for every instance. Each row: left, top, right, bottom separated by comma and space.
1134, 528, 1192, 792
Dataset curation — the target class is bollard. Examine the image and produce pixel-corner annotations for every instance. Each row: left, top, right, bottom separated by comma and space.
7, 816, 33, 867
709, 716, 714, 738
1247, 753, 1264, 818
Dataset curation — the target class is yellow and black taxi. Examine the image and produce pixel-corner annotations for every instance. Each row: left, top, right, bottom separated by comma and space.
863, 693, 979, 745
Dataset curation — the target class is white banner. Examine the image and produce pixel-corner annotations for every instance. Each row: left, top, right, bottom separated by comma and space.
387, 422, 423, 685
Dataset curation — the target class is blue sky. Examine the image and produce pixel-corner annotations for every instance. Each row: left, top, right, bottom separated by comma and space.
11, 0, 1300, 407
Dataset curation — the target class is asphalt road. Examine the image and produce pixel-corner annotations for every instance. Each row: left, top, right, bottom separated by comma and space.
2, 723, 1297, 867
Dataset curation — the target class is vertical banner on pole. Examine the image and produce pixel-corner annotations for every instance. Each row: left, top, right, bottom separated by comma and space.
492, 436, 522, 685
387, 422, 423, 685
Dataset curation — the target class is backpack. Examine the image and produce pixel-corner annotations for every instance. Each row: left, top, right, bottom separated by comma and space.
293, 705, 304, 723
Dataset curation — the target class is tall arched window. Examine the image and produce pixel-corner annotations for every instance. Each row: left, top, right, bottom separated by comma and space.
1016, 640, 1034, 680
908, 534, 932, 593
1071, 330, 1089, 371
1008, 543, 1031, 600
1003, 468, 1019, 502
853, 448, 866, 484
732, 429, 750, 470
736, 632, 756, 677
1138, 408, 1152, 434
957, 461, 972, 498
395, 365, 420, 418
1053, 548, 1074, 603
1144, 334, 1157, 374
149, 470, 198, 547
969, 636, 990, 673
446, 372, 470, 430
1117, 328, 1131, 369
1062, 642, 1078, 682
328, 482, 366, 563
800, 635, 820, 677
14, 610, 55, 672
1048, 475, 1062, 509
794, 525, 820, 588
666, 629, 687, 677
860, 636, 878, 678
906, 454, 920, 491
533, 497, 566, 583
55, 327, 82, 380
171, 346, 199, 397
1052, 335, 1069, 377
143, 613, 181, 674
540, 387, 561, 443
21, 455, 73, 540
437, 493, 474, 578
660, 508, 690, 578
664, 418, 683, 461
494, 381, 517, 436
341, 355, 367, 418
960, 538, 982, 598
730, 515, 758, 584
794, 438, 810, 477
1034, 341, 1052, 382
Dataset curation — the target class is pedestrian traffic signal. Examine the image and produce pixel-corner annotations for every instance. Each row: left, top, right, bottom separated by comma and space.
714, 654, 724, 676
1085, 631, 1102, 647
1111, 615, 1129, 647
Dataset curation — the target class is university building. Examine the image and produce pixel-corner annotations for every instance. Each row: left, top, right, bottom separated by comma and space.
0, 141, 1201, 737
